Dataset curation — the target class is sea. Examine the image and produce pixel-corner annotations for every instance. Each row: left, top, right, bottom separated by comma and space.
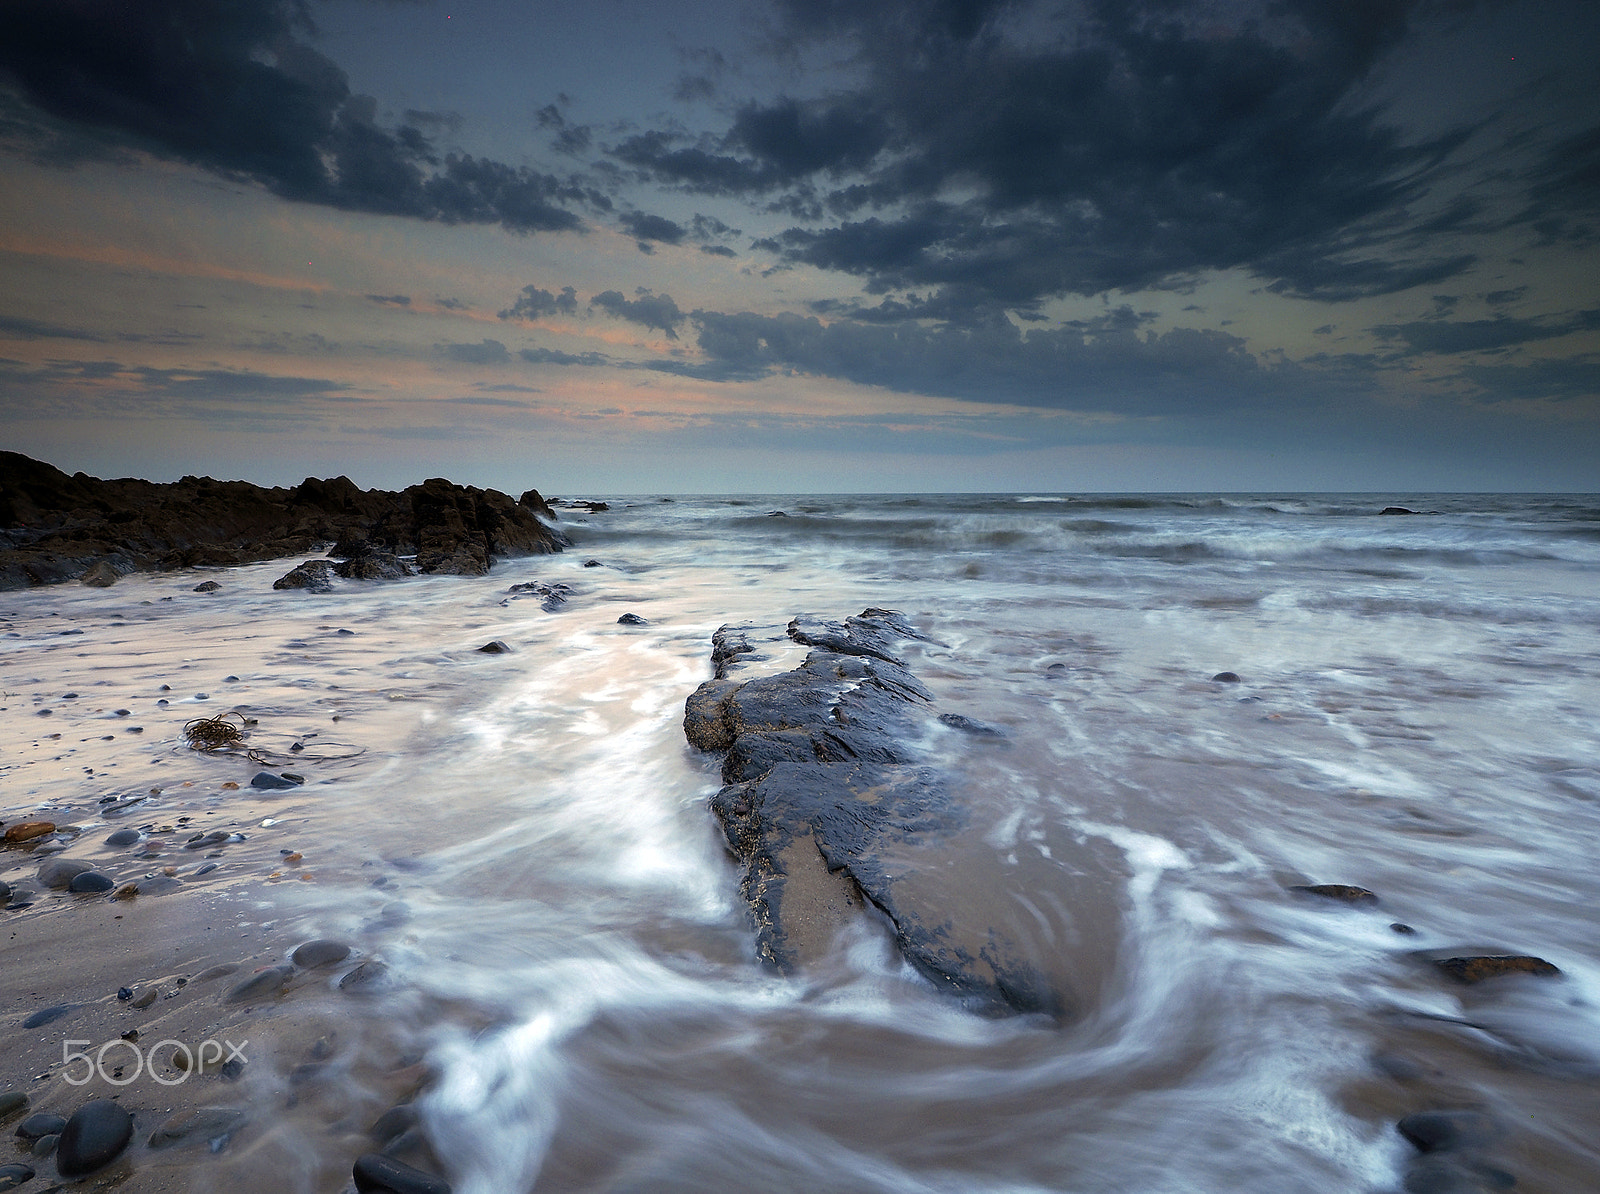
3, 492, 1598, 1193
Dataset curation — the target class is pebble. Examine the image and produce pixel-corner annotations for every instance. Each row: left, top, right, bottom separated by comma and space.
195, 862, 219, 876
22, 1004, 77, 1029
0, 1093, 25, 1121
1290, 884, 1379, 905
477, 640, 513, 654
352, 1152, 452, 1194
4, 822, 55, 843
1397, 1110, 1494, 1154
14, 1112, 66, 1141
1435, 955, 1561, 984
224, 965, 294, 1004
0, 1164, 34, 1191
369, 1103, 420, 1145
339, 960, 392, 993
105, 828, 142, 847
68, 870, 114, 894
292, 939, 352, 968
193, 963, 241, 984
56, 1099, 134, 1178
616, 613, 648, 625
132, 988, 157, 1009
147, 1106, 245, 1151
30, 1134, 55, 1157
1211, 671, 1242, 683
250, 771, 302, 790
582, 558, 603, 567
186, 830, 231, 849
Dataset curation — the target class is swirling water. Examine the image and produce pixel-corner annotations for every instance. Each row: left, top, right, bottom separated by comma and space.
3, 493, 1598, 1193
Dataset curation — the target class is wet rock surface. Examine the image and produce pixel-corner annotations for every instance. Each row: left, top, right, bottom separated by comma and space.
0, 451, 564, 589
686, 608, 1064, 1019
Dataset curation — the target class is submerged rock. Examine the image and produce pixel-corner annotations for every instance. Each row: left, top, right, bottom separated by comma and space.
1291, 884, 1379, 905
687, 609, 1066, 1019
1434, 955, 1561, 984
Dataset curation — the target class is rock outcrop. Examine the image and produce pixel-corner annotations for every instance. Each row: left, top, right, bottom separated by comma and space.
686, 608, 1067, 1019
0, 451, 567, 589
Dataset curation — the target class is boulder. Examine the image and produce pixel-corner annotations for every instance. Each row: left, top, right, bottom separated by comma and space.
273, 560, 336, 592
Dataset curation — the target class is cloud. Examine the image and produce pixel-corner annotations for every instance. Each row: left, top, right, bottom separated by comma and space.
1372, 309, 1600, 355
441, 338, 511, 364
519, 346, 611, 367
366, 294, 412, 307
611, 0, 1486, 313
499, 285, 579, 321
1459, 358, 1600, 404
0, 0, 590, 234
619, 211, 686, 246
682, 307, 1296, 414
589, 290, 686, 339
0, 314, 107, 342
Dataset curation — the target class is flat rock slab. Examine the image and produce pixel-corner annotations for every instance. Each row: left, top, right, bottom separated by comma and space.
688, 609, 1066, 1019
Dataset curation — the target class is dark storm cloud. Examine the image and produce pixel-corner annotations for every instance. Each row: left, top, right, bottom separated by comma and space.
0, 314, 107, 342
613, 0, 1496, 312
0, 0, 588, 234
684, 308, 1289, 414
500, 286, 579, 322
1458, 358, 1600, 403
1373, 309, 1600, 354
589, 291, 687, 339
441, 338, 511, 364
619, 212, 687, 246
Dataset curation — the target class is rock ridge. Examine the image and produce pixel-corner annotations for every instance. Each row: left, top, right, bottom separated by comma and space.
0, 451, 568, 589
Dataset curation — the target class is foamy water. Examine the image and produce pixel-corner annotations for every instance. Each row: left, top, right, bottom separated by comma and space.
3, 493, 1597, 1193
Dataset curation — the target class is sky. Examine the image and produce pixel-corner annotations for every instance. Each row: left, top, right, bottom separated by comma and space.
1, 0, 1597, 494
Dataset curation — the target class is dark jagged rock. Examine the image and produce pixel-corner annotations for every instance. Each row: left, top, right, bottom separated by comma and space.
273, 560, 336, 592
617, 612, 648, 626
476, 640, 513, 654
505, 581, 572, 612
1434, 955, 1561, 984
0, 451, 564, 590
333, 542, 414, 580
687, 609, 1066, 1019
937, 712, 1006, 737
79, 559, 120, 587
193, 579, 222, 592
709, 626, 756, 679
56, 1099, 133, 1177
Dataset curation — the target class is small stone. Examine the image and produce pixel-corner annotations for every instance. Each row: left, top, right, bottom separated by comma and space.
1211, 671, 1242, 683
616, 613, 648, 626
352, 1152, 452, 1194
250, 771, 302, 790
292, 939, 352, 968
339, 960, 392, 993
105, 828, 142, 847
0, 1093, 27, 1121
1391, 922, 1417, 934
15, 1112, 66, 1141
195, 862, 219, 876
1290, 884, 1379, 905
147, 1107, 245, 1151
29, 1134, 55, 1157
116, 987, 133, 1001
193, 963, 241, 984
477, 640, 513, 654
582, 558, 603, 567
279, 773, 304, 784
0, 1164, 34, 1190
1435, 955, 1561, 984
131, 988, 157, 1009
22, 1004, 77, 1029
369, 1103, 419, 1145
56, 1099, 134, 1177
193, 580, 222, 592
1397, 1110, 1494, 1154
68, 871, 115, 894
224, 965, 293, 1004
38, 858, 94, 888
4, 821, 55, 843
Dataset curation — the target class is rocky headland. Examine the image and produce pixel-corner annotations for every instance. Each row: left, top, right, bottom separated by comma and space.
0, 451, 567, 590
